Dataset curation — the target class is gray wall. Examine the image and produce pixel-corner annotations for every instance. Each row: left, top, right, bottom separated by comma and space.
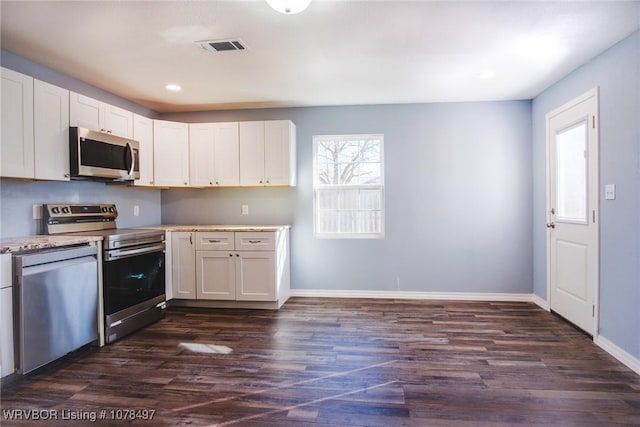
532, 31, 640, 359
0, 49, 162, 238
161, 101, 533, 294
0, 180, 161, 237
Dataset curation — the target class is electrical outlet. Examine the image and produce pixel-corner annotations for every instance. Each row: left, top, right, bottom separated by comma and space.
241, 205, 249, 215
32, 204, 42, 220
134, 205, 140, 217
604, 184, 616, 200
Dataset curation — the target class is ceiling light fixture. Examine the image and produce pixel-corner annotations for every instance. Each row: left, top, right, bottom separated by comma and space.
478, 71, 496, 80
165, 84, 182, 92
265, 0, 312, 14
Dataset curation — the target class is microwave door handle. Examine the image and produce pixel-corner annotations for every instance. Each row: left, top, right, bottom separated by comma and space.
125, 142, 135, 177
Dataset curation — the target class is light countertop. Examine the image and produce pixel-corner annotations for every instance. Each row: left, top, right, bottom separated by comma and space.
139, 225, 290, 232
0, 235, 103, 254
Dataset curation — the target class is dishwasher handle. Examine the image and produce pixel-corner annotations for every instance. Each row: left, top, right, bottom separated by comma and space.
15, 245, 97, 269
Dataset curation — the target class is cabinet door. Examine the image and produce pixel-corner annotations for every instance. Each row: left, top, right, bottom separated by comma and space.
133, 114, 154, 186
0, 254, 13, 378
189, 123, 215, 186
264, 120, 296, 186
1, 67, 34, 178
171, 232, 196, 299
239, 121, 265, 186
0, 286, 14, 378
235, 251, 276, 301
153, 120, 189, 187
196, 251, 236, 300
212, 122, 240, 186
34, 80, 70, 181
69, 92, 104, 130
104, 104, 133, 138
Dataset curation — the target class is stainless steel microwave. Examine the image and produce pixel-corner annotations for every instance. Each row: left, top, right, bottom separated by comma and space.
69, 127, 140, 181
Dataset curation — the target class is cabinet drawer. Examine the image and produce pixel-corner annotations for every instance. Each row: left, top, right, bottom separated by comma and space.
235, 232, 276, 251
195, 232, 235, 251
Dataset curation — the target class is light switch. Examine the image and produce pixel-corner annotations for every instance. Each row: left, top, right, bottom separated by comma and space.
241, 205, 249, 215
134, 205, 140, 216
604, 184, 616, 200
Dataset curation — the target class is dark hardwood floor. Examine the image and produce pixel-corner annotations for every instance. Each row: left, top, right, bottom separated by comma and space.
2, 298, 640, 426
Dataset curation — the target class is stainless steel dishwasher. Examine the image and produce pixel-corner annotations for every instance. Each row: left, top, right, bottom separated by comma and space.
14, 244, 98, 374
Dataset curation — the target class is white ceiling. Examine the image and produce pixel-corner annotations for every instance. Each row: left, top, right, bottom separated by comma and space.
1, 1, 639, 113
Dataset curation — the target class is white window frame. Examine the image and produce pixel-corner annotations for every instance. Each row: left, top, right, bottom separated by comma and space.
313, 134, 385, 239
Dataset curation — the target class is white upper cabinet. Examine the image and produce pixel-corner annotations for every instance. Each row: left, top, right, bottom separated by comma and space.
133, 114, 154, 186
69, 92, 133, 138
189, 122, 239, 187
239, 120, 296, 186
33, 80, 70, 181
1, 67, 34, 179
153, 119, 189, 187
265, 120, 296, 186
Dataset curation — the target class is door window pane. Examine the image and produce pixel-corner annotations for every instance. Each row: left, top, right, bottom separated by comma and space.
556, 122, 588, 223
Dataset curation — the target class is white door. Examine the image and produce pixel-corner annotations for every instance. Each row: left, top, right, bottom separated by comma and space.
153, 120, 189, 187
239, 121, 265, 186
212, 122, 240, 186
196, 251, 236, 300
1, 67, 34, 179
133, 114, 154, 186
34, 79, 70, 181
546, 88, 599, 335
235, 251, 276, 301
264, 120, 294, 185
171, 232, 196, 299
69, 92, 104, 130
104, 104, 133, 138
189, 123, 215, 186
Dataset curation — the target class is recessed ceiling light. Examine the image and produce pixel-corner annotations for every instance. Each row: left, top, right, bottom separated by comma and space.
165, 84, 182, 92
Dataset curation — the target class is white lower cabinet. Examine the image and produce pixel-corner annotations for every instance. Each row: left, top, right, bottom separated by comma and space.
171, 232, 196, 299
170, 229, 289, 308
0, 253, 15, 378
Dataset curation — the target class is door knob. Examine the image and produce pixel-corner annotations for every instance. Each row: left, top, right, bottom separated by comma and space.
546, 222, 555, 229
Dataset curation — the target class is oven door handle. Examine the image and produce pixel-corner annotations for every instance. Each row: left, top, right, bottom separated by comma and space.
105, 243, 166, 261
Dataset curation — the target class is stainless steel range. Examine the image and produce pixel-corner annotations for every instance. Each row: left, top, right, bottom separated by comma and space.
43, 204, 166, 344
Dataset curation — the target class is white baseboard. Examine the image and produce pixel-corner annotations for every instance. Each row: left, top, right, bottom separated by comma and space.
289, 289, 533, 302
595, 335, 640, 376
531, 294, 550, 311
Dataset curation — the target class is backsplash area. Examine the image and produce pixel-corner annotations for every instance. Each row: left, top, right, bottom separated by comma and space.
0, 179, 161, 238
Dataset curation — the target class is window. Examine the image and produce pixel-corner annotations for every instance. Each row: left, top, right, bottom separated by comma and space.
313, 134, 384, 238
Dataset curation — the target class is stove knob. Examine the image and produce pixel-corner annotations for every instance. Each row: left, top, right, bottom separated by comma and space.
51, 207, 60, 214
61, 207, 70, 214
102, 206, 109, 213
108, 206, 116, 213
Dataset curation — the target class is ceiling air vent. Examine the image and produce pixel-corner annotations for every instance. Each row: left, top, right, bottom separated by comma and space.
197, 39, 247, 53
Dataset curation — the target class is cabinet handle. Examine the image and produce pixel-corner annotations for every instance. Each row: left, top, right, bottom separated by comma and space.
189, 234, 193, 245
107, 130, 113, 134
248, 240, 261, 244
229, 253, 233, 257
209, 239, 221, 243
184, 182, 188, 185
259, 180, 263, 184
236, 254, 240, 257
100, 128, 107, 132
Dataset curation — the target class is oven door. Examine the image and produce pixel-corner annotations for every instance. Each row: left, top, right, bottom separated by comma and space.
102, 248, 165, 316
